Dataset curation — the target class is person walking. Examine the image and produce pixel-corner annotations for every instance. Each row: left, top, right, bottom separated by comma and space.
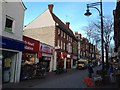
108, 64, 115, 83
88, 61, 94, 78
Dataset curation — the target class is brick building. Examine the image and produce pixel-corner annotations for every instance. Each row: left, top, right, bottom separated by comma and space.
23, 4, 78, 71
113, 0, 120, 66
113, 1, 120, 52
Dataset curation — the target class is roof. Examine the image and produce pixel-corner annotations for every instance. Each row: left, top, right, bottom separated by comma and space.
51, 13, 77, 41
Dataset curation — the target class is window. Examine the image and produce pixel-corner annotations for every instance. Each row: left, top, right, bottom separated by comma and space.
61, 31, 63, 37
61, 41, 62, 49
64, 43, 65, 50
67, 35, 68, 40
58, 28, 60, 35
57, 40, 60, 47
64, 33, 66, 38
5, 16, 14, 33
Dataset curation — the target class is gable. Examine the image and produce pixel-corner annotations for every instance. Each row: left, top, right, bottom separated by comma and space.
24, 9, 55, 30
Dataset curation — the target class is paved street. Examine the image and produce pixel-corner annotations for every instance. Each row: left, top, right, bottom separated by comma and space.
2, 66, 118, 89
3, 66, 103, 88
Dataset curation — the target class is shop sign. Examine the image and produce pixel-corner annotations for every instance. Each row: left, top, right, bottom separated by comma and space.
40, 43, 53, 54
0, 36, 24, 51
23, 36, 39, 52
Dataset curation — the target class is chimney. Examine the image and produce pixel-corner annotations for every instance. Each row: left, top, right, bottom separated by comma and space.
75, 32, 78, 35
66, 22, 70, 29
48, 4, 54, 13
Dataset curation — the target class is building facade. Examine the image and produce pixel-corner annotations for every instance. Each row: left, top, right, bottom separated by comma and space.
23, 4, 78, 71
1, 1, 26, 83
113, 0, 120, 66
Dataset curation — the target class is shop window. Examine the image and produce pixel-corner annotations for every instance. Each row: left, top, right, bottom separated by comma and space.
5, 15, 14, 33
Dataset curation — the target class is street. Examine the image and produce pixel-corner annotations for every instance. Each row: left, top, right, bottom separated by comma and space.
3, 66, 101, 88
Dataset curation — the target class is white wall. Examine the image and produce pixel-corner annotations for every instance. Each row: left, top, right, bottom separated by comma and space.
24, 9, 55, 29
2, 2, 25, 41
23, 26, 55, 47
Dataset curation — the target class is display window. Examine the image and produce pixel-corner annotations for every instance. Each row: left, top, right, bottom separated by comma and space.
22, 53, 37, 65
2, 50, 17, 83
21, 53, 37, 80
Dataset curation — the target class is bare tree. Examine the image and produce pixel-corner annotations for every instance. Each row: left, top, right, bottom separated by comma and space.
84, 16, 114, 70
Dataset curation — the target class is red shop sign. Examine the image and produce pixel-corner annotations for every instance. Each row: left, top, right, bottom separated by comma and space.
23, 36, 39, 52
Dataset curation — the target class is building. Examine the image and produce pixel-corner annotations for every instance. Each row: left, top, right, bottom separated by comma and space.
23, 4, 78, 71
40, 42, 54, 72
113, 0, 120, 66
21, 36, 40, 80
1, 1, 26, 83
113, 1, 120, 53
75, 32, 81, 59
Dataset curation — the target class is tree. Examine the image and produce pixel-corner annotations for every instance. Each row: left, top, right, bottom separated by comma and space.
84, 16, 114, 70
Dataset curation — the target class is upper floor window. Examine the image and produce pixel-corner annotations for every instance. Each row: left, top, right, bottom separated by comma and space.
58, 28, 60, 35
5, 15, 14, 33
67, 35, 68, 40
71, 38, 72, 42
64, 32, 66, 38
64, 43, 65, 50
61, 40, 62, 49
61, 31, 63, 37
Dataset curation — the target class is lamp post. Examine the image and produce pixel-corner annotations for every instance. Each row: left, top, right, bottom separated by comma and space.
84, 0, 104, 70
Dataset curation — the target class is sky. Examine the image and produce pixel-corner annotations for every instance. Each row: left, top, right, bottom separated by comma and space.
23, 1, 117, 38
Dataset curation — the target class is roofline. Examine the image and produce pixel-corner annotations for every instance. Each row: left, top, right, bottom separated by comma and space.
21, 0, 27, 10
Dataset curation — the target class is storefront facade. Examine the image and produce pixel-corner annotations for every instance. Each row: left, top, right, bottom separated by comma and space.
21, 36, 40, 80
40, 43, 54, 72
71, 55, 77, 68
1, 36, 24, 83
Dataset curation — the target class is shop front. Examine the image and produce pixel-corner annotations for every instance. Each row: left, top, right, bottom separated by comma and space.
21, 36, 40, 80
1, 36, 24, 83
56, 52, 66, 70
40, 43, 53, 72
71, 55, 78, 68
66, 54, 71, 69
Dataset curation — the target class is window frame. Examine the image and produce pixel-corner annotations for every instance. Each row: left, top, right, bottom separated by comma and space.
4, 15, 14, 33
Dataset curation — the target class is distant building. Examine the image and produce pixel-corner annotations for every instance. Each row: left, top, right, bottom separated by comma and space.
113, 0, 120, 52
113, 0, 120, 66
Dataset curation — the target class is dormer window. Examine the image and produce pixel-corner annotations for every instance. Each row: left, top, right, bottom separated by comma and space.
5, 15, 14, 33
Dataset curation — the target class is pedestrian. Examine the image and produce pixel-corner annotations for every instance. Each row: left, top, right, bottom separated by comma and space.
108, 64, 115, 83
88, 61, 94, 78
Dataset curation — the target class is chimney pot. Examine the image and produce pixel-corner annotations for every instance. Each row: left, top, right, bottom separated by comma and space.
66, 22, 70, 28
48, 4, 54, 13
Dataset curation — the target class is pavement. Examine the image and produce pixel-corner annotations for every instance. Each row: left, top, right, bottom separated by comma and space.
2, 66, 119, 89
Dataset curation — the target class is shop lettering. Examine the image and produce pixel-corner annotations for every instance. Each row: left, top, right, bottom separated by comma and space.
24, 40, 35, 46
25, 46, 33, 50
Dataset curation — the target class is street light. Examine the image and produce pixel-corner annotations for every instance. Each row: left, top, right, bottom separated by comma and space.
84, 1, 105, 70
